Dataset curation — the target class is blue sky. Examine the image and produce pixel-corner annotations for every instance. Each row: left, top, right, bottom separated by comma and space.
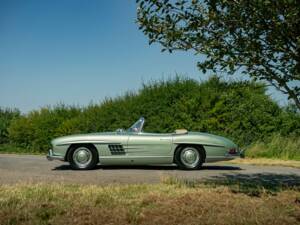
0, 0, 287, 113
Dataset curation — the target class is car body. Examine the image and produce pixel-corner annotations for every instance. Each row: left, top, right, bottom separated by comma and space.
47, 117, 241, 170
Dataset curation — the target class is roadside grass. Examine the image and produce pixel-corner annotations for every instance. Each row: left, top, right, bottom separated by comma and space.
1, 177, 300, 225
0, 144, 42, 155
222, 134, 300, 168
244, 134, 300, 160
161, 173, 300, 196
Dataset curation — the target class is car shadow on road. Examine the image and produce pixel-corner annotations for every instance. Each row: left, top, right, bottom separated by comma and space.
52, 164, 179, 171
52, 164, 241, 171
201, 165, 241, 170
203, 173, 300, 196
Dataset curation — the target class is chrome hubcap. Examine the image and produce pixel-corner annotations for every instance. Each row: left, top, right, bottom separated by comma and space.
73, 147, 92, 168
180, 148, 200, 168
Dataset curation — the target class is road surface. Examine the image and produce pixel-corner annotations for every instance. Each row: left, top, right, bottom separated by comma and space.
0, 154, 300, 186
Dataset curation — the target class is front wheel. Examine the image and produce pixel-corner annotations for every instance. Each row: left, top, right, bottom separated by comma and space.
175, 146, 204, 170
69, 145, 98, 170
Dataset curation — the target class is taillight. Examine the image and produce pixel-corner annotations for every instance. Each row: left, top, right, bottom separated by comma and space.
228, 148, 237, 154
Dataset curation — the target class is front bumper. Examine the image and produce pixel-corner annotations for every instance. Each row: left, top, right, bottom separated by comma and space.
46, 149, 64, 161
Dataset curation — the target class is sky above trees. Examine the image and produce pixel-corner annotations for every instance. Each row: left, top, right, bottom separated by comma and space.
0, 0, 288, 112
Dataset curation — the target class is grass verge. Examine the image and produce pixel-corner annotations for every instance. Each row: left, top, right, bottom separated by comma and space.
0, 177, 300, 225
0, 144, 42, 155
245, 134, 300, 160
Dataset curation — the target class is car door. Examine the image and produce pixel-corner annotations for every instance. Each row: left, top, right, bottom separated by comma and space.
126, 132, 173, 164
97, 132, 130, 165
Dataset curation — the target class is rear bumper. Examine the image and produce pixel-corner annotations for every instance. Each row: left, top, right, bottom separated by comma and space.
225, 149, 245, 159
46, 149, 64, 161
207, 149, 244, 162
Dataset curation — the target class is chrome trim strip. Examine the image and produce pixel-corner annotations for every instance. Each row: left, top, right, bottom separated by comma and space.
123, 147, 140, 149
160, 138, 172, 141
125, 150, 149, 153
100, 155, 172, 159
204, 144, 225, 147
173, 142, 225, 148
57, 141, 121, 146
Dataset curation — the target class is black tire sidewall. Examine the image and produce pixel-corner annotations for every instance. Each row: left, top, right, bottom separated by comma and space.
69, 145, 98, 170
175, 146, 203, 170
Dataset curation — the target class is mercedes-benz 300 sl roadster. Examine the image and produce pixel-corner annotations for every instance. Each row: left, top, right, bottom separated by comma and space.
47, 117, 241, 170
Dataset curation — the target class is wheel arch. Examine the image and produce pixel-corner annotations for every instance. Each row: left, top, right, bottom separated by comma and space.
65, 143, 99, 162
173, 144, 206, 163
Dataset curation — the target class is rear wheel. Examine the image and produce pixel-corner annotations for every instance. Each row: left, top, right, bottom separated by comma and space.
69, 145, 98, 170
175, 146, 204, 170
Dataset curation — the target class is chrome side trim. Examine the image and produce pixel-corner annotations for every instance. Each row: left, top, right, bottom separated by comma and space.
203, 144, 225, 147
160, 138, 172, 141
100, 155, 172, 159
173, 142, 225, 148
124, 150, 149, 154
123, 147, 140, 149
57, 141, 121, 146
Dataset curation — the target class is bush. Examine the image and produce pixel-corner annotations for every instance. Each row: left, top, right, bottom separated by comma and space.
0, 108, 20, 144
246, 134, 300, 160
8, 105, 81, 151
6, 76, 300, 152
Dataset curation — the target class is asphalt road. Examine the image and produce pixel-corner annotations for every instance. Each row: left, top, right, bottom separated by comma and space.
0, 154, 300, 186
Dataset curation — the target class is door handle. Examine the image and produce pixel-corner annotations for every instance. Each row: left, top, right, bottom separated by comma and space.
160, 138, 171, 141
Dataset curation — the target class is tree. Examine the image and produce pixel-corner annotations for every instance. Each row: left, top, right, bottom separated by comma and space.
136, 0, 300, 109
0, 108, 20, 144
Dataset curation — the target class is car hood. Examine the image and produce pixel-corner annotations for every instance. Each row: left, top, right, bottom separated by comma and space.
51, 132, 118, 146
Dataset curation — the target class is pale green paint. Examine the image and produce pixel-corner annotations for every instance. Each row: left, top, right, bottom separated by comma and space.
49, 131, 238, 165
48, 117, 239, 165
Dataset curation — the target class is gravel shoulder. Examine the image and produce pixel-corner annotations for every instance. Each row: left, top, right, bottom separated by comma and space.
0, 154, 300, 185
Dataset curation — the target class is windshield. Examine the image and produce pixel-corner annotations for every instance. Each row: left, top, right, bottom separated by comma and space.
127, 117, 145, 133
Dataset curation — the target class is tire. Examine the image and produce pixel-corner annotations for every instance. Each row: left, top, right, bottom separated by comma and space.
69, 145, 98, 170
175, 146, 204, 170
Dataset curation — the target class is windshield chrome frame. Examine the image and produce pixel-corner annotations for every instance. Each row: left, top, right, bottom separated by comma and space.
127, 117, 145, 133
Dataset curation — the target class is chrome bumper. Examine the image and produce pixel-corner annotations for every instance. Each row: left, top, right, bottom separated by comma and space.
46, 149, 64, 161
224, 149, 245, 159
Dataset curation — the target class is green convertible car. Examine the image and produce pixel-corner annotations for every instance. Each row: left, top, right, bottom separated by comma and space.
47, 117, 241, 170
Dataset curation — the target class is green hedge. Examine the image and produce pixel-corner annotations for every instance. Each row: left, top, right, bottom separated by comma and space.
0, 108, 20, 144
246, 134, 300, 160
8, 105, 81, 151
5, 76, 300, 152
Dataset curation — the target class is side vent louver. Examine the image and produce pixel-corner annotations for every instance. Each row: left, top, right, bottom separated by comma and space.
108, 144, 125, 155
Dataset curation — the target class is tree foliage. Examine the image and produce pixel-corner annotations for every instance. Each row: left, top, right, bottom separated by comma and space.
8, 105, 81, 150
7, 77, 300, 151
0, 108, 20, 144
136, 0, 300, 109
